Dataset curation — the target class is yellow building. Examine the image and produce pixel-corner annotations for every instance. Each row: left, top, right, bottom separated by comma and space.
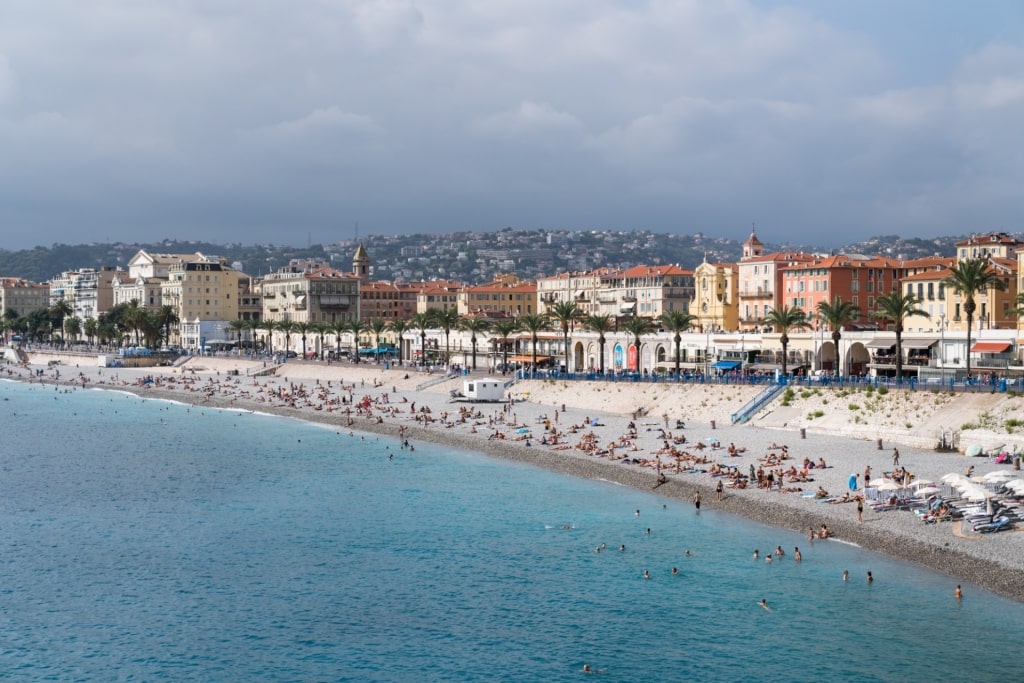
689, 257, 738, 332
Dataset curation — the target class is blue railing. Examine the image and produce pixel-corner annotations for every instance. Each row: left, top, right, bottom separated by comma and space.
511, 369, 1024, 394
731, 384, 786, 424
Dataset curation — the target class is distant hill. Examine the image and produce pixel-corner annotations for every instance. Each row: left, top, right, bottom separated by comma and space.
0, 229, 980, 285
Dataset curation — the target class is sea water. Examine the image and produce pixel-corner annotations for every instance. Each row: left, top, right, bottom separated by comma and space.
2, 379, 1023, 682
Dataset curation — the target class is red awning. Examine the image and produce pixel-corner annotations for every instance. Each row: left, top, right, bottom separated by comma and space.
970, 342, 1012, 353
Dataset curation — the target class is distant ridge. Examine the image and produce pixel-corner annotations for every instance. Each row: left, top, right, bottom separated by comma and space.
0, 229, 994, 285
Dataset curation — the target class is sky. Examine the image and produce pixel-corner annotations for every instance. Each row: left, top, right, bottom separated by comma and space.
1, 0, 1022, 250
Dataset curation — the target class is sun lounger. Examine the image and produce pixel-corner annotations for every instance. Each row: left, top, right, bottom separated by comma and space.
973, 516, 1013, 533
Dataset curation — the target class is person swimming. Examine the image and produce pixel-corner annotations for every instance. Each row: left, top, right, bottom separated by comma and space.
752, 549, 759, 559
758, 599, 770, 610
642, 569, 650, 579
672, 566, 678, 575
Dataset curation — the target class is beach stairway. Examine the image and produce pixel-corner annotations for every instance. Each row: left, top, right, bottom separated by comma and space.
730, 384, 786, 424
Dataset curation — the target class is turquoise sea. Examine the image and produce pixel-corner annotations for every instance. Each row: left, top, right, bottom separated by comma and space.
2, 379, 1023, 681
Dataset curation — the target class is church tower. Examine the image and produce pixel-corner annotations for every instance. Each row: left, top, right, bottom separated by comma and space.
352, 243, 370, 284
741, 224, 763, 260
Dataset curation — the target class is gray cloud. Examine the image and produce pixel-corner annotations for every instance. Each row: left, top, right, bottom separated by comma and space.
0, 1, 1021, 249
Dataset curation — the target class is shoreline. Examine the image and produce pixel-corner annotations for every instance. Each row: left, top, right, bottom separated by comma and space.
9, 356, 1024, 602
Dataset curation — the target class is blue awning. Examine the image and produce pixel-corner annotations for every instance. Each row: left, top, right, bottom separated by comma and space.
712, 361, 742, 371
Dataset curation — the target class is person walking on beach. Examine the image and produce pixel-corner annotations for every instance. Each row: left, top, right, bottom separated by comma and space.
716, 479, 724, 501
892, 447, 900, 467
857, 497, 864, 523
693, 491, 701, 511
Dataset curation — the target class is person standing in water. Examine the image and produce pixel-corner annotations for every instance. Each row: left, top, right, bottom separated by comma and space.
693, 491, 701, 511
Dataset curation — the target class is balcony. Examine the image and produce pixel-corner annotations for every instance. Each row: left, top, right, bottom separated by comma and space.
738, 288, 768, 298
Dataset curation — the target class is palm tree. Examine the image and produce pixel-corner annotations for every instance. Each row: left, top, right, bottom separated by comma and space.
278, 320, 296, 357
229, 319, 247, 351
50, 298, 74, 339
433, 308, 461, 367
123, 299, 145, 347
312, 322, 328, 360
659, 310, 697, 377
295, 321, 314, 359
762, 305, 809, 376
83, 317, 98, 346
458, 316, 491, 370
621, 316, 655, 373
584, 314, 615, 374
330, 320, 349, 357
63, 316, 82, 343
388, 319, 412, 364
346, 318, 367, 363
491, 319, 521, 374
943, 258, 1006, 379
816, 297, 861, 376
261, 319, 278, 355
871, 292, 929, 380
368, 318, 389, 363
410, 312, 434, 367
517, 313, 549, 375
244, 318, 262, 354
548, 301, 583, 373
156, 305, 179, 347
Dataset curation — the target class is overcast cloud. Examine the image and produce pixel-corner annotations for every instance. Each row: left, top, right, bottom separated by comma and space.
0, 0, 1022, 249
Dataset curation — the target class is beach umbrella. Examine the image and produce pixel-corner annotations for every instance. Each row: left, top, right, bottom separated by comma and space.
965, 444, 984, 457
963, 487, 995, 501
876, 480, 903, 491
869, 478, 890, 488
1004, 479, 1024, 492
913, 486, 941, 498
910, 479, 935, 489
983, 470, 1015, 482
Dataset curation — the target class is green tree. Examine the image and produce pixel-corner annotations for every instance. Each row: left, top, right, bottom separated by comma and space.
330, 320, 349, 357
388, 319, 412, 364
83, 317, 98, 345
244, 318, 262, 354
346, 319, 367, 364
816, 297, 861, 376
156, 305, 179, 346
261, 319, 278, 355
517, 313, 549, 375
368, 318, 389, 363
50, 298, 73, 338
871, 292, 929, 379
942, 258, 1006, 379
584, 314, 615, 374
123, 299, 145, 347
548, 301, 583, 373
458, 316, 491, 370
762, 305, 809, 376
295, 321, 313, 359
433, 308, 461, 366
491, 319, 521, 374
659, 310, 697, 377
63, 315, 82, 343
229, 319, 247, 350
277, 320, 296, 357
621, 316, 654, 373
410, 312, 434, 367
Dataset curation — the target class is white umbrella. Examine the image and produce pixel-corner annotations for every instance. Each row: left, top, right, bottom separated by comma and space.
1004, 479, 1024, 491
869, 478, 890, 488
941, 473, 965, 485
964, 487, 996, 501
913, 486, 941, 498
983, 470, 1016, 482
910, 479, 935, 488
877, 480, 903, 491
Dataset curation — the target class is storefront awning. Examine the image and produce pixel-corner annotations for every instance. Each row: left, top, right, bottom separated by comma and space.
903, 338, 938, 350
510, 354, 552, 362
971, 342, 1012, 353
865, 339, 895, 349
711, 360, 742, 371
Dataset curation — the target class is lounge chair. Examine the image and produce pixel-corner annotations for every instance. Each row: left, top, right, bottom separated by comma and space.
973, 516, 1013, 533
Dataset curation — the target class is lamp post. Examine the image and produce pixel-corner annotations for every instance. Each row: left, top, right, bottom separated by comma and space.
939, 312, 946, 383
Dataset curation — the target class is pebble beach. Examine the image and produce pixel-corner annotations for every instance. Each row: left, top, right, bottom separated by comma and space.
12, 352, 1024, 602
